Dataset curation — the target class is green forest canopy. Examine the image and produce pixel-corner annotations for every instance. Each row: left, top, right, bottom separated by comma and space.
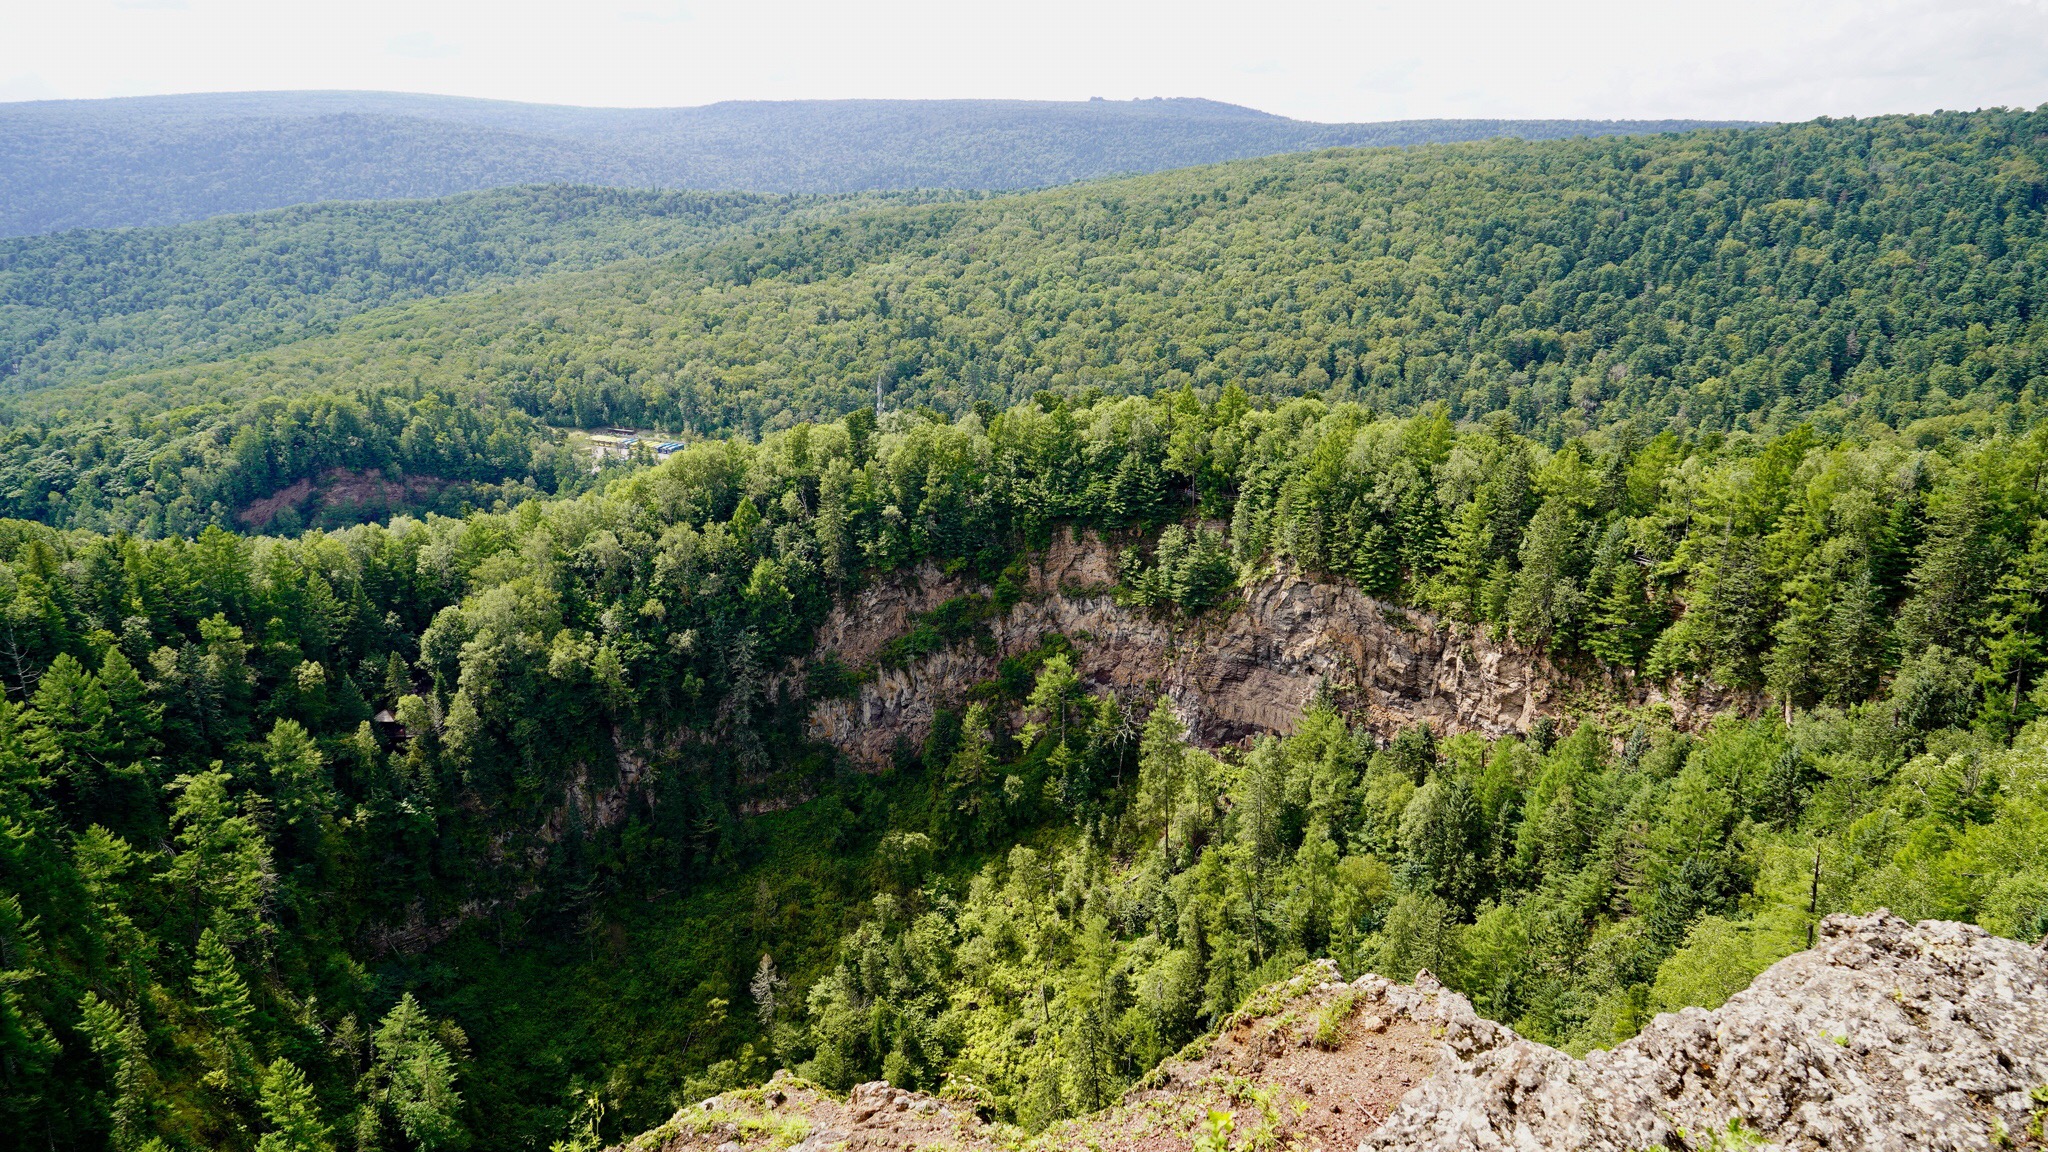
3, 385, 2045, 1148
1, 109, 2042, 541
1, 107, 2046, 1150
0, 185, 945, 391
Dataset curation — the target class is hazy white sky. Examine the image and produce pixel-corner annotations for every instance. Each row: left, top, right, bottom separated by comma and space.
3, 0, 2045, 122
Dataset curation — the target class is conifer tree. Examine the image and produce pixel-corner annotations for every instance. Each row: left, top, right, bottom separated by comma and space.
256, 1058, 332, 1152
1134, 697, 1186, 856
1896, 470, 1992, 654
748, 954, 785, 1032
0, 894, 58, 1129
24, 654, 115, 816
934, 702, 998, 848
78, 992, 155, 1150
263, 719, 333, 843
1585, 523, 1663, 669
1977, 521, 2047, 733
371, 994, 464, 1151
165, 769, 274, 948
96, 650, 160, 769
1819, 566, 1885, 706
1507, 497, 1587, 653
190, 928, 253, 1033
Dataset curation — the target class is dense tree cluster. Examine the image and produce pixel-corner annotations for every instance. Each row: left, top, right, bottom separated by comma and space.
0, 382, 2042, 1146
0, 186, 981, 536
0, 383, 607, 537
5, 110, 2038, 544
0, 186, 832, 389
790, 695, 2048, 1128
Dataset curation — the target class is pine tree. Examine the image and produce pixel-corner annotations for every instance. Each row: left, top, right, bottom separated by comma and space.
1976, 520, 2047, 733
165, 768, 275, 948
1819, 566, 1885, 706
0, 894, 58, 1127
1766, 573, 1829, 713
96, 649, 160, 769
1437, 499, 1493, 620
1134, 696, 1186, 857
256, 1058, 333, 1152
1673, 536, 1774, 688
749, 954, 786, 1032
1585, 524, 1663, 669
263, 719, 333, 839
1895, 470, 1991, 654
78, 992, 155, 1150
1023, 654, 1083, 748
1398, 776, 1484, 910
1507, 497, 1587, 653
23, 653, 115, 816
1058, 916, 1119, 1114
382, 651, 411, 707
191, 928, 253, 1033
934, 702, 998, 848
371, 994, 464, 1151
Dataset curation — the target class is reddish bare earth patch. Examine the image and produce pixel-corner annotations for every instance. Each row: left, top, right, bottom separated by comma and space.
237, 466, 449, 529
1048, 967, 1441, 1152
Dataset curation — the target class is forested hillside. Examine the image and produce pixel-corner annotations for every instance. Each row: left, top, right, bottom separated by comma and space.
3, 109, 2040, 540
4, 107, 2048, 1152
0, 186, 951, 391
3, 386, 2045, 1148
0, 90, 1745, 235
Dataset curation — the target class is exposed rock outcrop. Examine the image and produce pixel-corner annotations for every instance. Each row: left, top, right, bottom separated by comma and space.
610, 914, 2048, 1152
1368, 910, 2048, 1152
805, 529, 1745, 768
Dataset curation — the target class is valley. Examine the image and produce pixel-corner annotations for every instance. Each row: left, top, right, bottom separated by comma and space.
0, 103, 2044, 1152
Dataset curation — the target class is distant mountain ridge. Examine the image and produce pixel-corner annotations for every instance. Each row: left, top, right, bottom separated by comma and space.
0, 90, 1756, 235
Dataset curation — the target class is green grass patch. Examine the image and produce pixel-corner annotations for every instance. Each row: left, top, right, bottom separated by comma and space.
1311, 988, 1362, 1050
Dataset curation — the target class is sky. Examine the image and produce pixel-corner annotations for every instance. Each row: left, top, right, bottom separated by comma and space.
2, 0, 2045, 122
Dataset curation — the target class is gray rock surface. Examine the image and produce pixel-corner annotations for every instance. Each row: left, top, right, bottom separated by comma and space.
803, 529, 1753, 769
1365, 910, 2048, 1151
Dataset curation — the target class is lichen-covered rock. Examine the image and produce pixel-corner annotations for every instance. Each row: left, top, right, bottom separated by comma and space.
1364, 910, 2048, 1152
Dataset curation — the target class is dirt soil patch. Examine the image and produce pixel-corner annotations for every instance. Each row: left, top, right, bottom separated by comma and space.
1045, 970, 1441, 1152
237, 467, 449, 530
614, 963, 1449, 1152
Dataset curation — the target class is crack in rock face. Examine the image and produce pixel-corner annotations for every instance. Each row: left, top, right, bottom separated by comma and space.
1364, 910, 2048, 1152
800, 530, 1753, 771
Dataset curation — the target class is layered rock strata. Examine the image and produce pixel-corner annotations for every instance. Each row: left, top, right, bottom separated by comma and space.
805, 528, 1740, 768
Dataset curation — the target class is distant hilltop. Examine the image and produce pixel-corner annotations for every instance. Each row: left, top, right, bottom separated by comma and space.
0, 90, 1758, 236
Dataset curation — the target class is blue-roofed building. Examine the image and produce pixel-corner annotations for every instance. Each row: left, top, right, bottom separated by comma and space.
588, 432, 640, 461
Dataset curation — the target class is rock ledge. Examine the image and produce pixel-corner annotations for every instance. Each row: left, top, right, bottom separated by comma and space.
1366, 910, 2048, 1152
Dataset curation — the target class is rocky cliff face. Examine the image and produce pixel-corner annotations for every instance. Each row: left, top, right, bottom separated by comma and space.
804, 529, 1742, 768
1368, 910, 2048, 1151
